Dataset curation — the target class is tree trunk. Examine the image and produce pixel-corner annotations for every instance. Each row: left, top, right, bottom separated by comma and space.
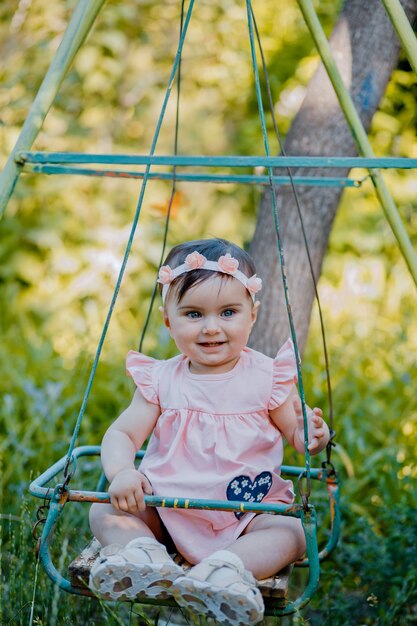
249, 0, 417, 356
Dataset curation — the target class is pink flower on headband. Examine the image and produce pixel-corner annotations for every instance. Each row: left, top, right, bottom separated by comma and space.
158, 265, 174, 285
246, 275, 262, 295
185, 251, 206, 270
218, 253, 239, 274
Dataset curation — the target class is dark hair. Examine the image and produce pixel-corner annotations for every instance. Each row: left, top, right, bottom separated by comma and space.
160, 238, 257, 303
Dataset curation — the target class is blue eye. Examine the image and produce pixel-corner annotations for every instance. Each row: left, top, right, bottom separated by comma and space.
222, 309, 235, 317
186, 311, 201, 319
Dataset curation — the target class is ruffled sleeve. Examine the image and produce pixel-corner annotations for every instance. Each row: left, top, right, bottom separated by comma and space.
268, 338, 299, 410
126, 351, 159, 405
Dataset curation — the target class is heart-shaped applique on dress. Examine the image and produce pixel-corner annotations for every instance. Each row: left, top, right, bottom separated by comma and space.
226, 471, 273, 519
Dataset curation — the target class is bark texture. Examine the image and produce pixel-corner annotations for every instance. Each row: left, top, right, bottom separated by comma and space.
249, 0, 417, 356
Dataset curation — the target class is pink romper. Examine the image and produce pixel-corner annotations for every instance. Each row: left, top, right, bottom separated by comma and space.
126, 338, 297, 563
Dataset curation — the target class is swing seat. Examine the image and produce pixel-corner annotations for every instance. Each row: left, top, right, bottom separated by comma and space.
68, 537, 292, 601
30, 447, 338, 615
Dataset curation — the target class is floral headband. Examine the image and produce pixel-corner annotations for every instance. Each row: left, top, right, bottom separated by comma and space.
158, 251, 262, 304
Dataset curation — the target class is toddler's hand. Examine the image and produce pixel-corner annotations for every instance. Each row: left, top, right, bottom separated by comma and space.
294, 397, 326, 452
108, 469, 153, 515
305, 407, 326, 451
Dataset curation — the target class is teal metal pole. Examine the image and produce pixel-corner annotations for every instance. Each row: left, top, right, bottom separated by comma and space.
276, 507, 320, 616
380, 0, 417, 75
297, 0, 417, 289
38, 492, 89, 595
0, 0, 106, 218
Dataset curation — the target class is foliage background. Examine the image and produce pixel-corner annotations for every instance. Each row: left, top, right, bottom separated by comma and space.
0, 0, 416, 624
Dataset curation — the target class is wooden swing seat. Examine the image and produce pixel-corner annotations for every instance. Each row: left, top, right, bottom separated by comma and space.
69, 537, 292, 600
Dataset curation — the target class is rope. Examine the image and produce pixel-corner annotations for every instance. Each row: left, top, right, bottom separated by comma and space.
249, 6, 335, 462
246, 0, 313, 501
139, 0, 185, 352
62, 0, 196, 481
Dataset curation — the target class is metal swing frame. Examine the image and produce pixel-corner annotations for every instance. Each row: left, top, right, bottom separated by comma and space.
3, 0, 415, 617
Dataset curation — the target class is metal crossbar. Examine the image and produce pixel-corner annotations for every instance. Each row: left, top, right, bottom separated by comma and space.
23, 163, 362, 187
16, 151, 417, 169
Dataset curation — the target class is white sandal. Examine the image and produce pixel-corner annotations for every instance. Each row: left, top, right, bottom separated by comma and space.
171, 550, 264, 625
89, 537, 183, 601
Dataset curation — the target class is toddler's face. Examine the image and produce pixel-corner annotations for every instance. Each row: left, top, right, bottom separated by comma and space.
163, 274, 259, 374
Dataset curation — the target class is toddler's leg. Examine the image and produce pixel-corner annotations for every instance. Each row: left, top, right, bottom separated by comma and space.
88, 503, 182, 601
89, 502, 166, 547
229, 513, 306, 579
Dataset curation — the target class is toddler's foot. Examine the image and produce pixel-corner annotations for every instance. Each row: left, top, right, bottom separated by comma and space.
89, 536, 183, 601
171, 550, 264, 625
